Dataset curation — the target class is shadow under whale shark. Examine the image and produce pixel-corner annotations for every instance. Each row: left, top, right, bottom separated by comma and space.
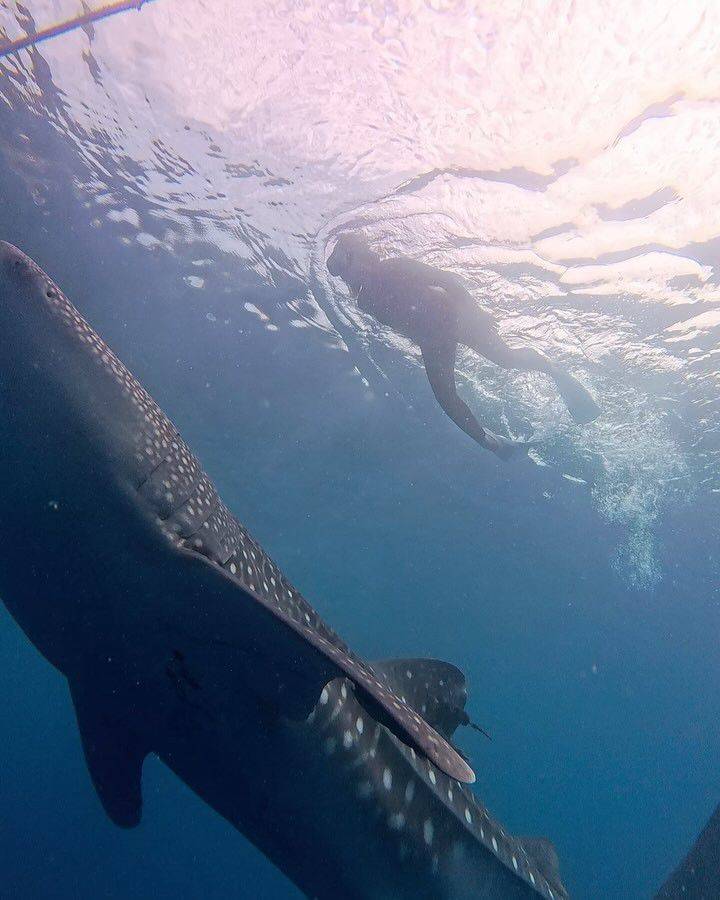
0, 241, 566, 899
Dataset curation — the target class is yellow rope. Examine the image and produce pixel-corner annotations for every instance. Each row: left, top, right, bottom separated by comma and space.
0, 0, 157, 59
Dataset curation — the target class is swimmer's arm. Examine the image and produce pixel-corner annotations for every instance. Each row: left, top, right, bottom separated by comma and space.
422, 342, 498, 453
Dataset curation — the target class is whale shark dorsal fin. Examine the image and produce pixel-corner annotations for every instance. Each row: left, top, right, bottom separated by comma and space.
69, 680, 148, 828
371, 658, 469, 740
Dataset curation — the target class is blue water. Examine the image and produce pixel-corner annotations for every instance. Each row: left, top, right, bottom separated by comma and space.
2, 4, 720, 898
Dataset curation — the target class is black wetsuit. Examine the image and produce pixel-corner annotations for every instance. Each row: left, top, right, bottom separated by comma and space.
329, 242, 600, 457
354, 256, 505, 370
355, 257, 469, 347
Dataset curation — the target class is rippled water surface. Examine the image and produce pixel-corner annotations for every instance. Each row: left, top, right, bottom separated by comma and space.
1, 2, 719, 898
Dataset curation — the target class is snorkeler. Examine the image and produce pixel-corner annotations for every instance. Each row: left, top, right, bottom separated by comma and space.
327, 233, 600, 461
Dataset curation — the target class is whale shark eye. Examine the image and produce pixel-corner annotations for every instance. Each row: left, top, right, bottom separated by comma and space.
46, 287, 57, 299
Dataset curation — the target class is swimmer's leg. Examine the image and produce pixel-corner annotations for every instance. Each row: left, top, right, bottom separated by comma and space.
460, 310, 601, 424
548, 368, 602, 425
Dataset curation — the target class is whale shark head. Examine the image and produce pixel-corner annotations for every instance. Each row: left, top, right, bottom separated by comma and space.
0, 240, 60, 352
0, 240, 96, 408
0, 241, 77, 457
0, 240, 72, 321
0, 240, 158, 494
0, 239, 46, 291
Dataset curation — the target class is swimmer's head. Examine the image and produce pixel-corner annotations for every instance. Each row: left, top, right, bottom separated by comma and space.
327, 232, 377, 280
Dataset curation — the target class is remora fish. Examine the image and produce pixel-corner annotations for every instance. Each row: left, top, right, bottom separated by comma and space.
0, 242, 567, 900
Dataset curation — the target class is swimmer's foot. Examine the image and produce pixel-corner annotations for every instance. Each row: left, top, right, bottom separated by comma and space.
553, 371, 601, 425
484, 430, 533, 461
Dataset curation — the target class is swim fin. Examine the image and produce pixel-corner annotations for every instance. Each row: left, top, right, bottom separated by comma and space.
485, 431, 534, 461
553, 371, 601, 425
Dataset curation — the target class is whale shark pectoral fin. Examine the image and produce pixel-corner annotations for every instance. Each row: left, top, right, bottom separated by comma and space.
69, 679, 148, 828
180, 549, 475, 784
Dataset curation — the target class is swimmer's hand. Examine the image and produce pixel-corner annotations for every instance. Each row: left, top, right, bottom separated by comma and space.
484, 430, 535, 461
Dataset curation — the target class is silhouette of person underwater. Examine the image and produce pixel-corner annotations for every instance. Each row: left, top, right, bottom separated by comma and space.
327, 233, 600, 460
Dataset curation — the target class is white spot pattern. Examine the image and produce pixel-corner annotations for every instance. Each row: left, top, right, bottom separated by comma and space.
23, 252, 561, 900
423, 819, 434, 846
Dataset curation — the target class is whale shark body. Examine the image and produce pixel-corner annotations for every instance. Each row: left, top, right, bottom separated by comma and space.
0, 241, 566, 899
655, 804, 720, 899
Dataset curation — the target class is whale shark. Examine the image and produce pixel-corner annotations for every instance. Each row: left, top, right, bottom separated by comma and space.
0, 241, 567, 899
655, 803, 720, 898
